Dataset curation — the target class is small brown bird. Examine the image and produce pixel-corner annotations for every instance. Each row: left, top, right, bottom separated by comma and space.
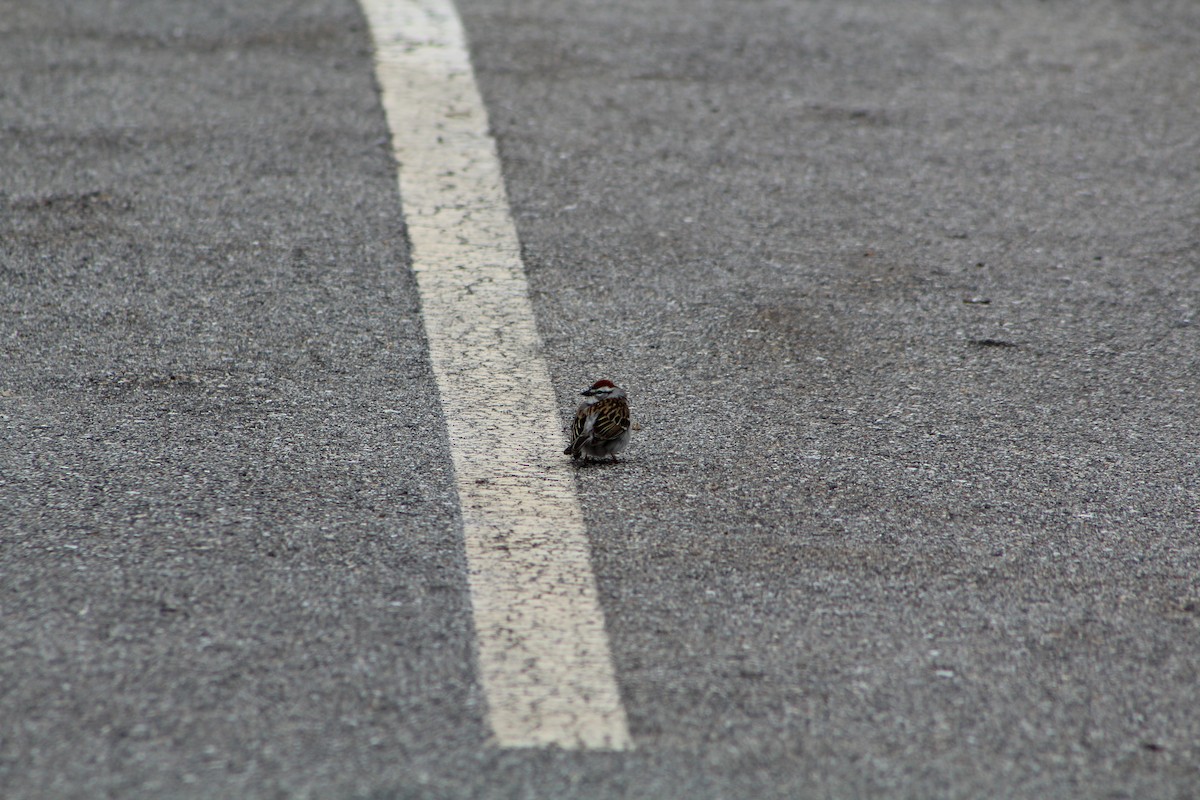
565, 379, 632, 462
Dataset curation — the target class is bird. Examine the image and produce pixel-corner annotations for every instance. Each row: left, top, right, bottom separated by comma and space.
564, 379, 632, 462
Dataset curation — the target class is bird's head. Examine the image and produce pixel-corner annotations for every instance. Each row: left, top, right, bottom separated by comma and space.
582, 379, 619, 397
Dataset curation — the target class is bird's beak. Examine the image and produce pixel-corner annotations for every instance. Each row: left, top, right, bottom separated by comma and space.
580, 388, 593, 396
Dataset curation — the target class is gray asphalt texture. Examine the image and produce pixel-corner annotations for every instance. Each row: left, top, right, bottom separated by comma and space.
2, 0, 1198, 798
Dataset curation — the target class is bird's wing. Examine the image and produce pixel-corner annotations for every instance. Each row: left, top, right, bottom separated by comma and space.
565, 406, 594, 456
564, 398, 629, 456
588, 397, 631, 442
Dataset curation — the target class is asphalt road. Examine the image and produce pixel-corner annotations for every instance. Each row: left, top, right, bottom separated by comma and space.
2, 0, 1198, 798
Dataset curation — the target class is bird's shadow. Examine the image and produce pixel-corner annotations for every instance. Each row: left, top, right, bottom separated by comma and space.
569, 457, 628, 470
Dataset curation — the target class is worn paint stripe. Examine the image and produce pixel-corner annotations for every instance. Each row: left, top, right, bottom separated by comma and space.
359, 0, 632, 749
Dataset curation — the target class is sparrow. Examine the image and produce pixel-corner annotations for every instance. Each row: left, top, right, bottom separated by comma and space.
564, 379, 632, 462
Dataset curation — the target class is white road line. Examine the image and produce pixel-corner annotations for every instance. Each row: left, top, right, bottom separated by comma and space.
359, 0, 632, 750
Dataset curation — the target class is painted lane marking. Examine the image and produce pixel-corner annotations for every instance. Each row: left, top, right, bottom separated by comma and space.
359, 0, 632, 749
